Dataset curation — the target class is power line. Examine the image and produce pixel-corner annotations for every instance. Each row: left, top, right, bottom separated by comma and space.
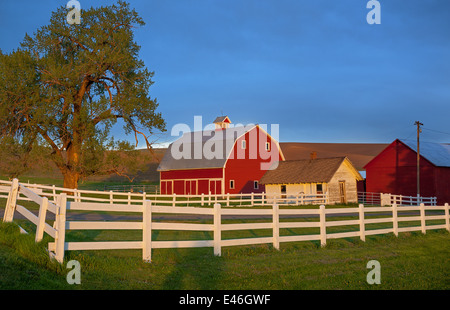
421, 127, 450, 137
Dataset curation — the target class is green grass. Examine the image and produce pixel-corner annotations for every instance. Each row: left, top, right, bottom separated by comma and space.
0, 218, 448, 290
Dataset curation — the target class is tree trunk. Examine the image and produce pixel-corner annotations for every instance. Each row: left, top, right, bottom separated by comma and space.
63, 137, 82, 189
63, 170, 80, 189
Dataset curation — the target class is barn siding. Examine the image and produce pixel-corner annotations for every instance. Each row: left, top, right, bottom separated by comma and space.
224, 126, 284, 194
365, 140, 442, 201
435, 167, 450, 204
160, 168, 223, 195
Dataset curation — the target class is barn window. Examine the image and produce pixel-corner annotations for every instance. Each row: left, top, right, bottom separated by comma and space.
241, 140, 246, 149
230, 180, 235, 189
265, 142, 270, 151
254, 181, 259, 189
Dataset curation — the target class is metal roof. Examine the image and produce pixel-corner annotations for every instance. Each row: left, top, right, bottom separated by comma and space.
400, 139, 450, 167
157, 126, 254, 171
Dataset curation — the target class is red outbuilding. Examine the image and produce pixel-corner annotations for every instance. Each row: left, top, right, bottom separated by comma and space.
157, 116, 285, 195
364, 139, 450, 204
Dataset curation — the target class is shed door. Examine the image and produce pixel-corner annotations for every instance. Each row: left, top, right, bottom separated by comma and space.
339, 181, 346, 204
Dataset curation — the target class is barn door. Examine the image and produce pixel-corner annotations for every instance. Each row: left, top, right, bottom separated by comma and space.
339, 181, 347, 204
209, 180, 222, 195
166, 181, 173, 195
209, 180, 216, 195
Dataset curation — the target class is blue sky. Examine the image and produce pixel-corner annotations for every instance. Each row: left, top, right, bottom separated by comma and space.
1, 0, 449, 147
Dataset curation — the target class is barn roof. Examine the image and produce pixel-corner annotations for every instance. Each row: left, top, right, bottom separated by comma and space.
157, 125, 255, 171
259, 157, 363, 184
213, 116, 231, 124
400, 139, 450, 167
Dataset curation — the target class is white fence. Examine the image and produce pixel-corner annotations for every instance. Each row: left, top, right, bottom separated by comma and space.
0, 179, 327, 207
1, 179, 449, 263
383, 193, 437, 206
358, 192, 437, 206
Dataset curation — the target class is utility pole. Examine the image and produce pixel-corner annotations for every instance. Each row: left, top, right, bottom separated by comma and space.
414, 121, 423, 198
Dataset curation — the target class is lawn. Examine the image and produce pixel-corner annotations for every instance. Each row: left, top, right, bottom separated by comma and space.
0, 179, 448, 291
0, 218, 448, 290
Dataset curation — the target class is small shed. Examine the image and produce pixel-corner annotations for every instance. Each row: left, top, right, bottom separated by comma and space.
259, 157, 363, 204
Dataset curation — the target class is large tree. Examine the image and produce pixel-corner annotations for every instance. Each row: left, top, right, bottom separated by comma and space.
0, 1, 165, 188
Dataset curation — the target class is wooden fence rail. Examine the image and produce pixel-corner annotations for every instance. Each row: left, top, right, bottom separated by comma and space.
1, 180, 449, 263
358, 191, 437, 206
0, 179, 327, 207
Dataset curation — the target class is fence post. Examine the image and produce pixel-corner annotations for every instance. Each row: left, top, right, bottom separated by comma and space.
52, 185, 57, 202
35, 197, 49, 242
420, 203, 426, 234
392, 203, 398, 237
201, 193, 204, 206
444, 203, 449, 232
319, 205, 326, 247
109, 191, 113, 204
142, 200, 152, 262
213, 203, 221, 256
55, 193, 67, 263
3, 178, 19, 223
272, 204, 280, 250
226, 193, 230, 207
172, 193, 176, 207
359, 204, 366, 242
251, 192, 254, 206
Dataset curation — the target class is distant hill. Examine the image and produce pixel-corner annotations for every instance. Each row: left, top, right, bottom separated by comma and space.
6, 143, 387, 184
279, 142, 388, 171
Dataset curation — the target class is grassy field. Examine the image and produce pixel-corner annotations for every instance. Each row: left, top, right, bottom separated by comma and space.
0, 178, 449, 291
0, 217, 448, 290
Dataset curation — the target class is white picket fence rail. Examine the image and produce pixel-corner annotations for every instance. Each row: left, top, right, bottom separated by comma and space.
358, 192, 437, 206
385, 193, 437, 206
0, 179, 328, 206
1, 179, 449, 263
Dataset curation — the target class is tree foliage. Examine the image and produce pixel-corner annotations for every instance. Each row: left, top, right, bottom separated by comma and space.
0, 1, 165, 188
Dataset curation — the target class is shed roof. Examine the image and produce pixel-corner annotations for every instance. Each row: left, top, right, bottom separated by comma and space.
400, 139, 450, 167
259, 157, 362, 184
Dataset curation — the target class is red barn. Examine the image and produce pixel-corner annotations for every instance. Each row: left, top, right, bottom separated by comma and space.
157, 116, 285, 195
364, 139, 450, 204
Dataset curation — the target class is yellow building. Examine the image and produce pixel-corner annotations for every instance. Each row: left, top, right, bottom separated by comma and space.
259, 157, 363, 204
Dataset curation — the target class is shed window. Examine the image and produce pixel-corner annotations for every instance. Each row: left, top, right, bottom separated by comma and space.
316, 184, 323, 194
230, 180, 235, 189
254, 181, 259, 189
